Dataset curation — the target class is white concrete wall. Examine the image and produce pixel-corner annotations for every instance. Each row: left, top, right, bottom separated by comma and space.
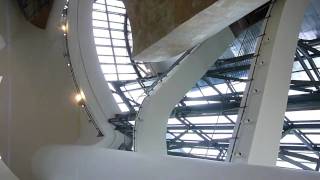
0, 0, 81, 179
32, 145, 320, 180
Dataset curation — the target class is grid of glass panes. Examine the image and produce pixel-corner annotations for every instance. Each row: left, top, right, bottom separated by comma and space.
92, 0, 136, 82
92, 0, 136, 112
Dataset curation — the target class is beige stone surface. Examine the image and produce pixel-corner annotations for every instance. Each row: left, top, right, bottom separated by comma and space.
125, 0, 269, 62
123, 0, 216, 57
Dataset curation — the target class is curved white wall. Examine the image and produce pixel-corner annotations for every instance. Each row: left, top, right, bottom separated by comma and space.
32, 145, 320, 180
67, 0, 124, 148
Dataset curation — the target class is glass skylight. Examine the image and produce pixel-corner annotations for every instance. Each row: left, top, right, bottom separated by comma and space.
92, 0, 134, 79
92, 0, 154, 112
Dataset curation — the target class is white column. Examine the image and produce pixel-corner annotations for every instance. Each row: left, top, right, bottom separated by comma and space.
227, 0, 310, 166
134, 28, 234, 155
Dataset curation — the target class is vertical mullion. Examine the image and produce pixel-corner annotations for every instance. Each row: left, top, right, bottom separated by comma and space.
104, 0, 119, 80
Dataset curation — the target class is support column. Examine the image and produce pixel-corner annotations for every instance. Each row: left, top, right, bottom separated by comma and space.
134, 28, 234, 155
227, 0, 309, 166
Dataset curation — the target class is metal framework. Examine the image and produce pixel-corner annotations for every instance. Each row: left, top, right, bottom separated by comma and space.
109, 37, 320, 171
89, 0, 320, 171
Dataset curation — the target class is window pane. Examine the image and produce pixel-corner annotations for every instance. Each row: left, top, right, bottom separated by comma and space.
291, 71, 310, 80
114, 47, 128, 56
92, 20, 109, 28
285, 110, 320, 121
111, 31, 125, 39
93, 3, 106, 11
118, 74, 137, 80
107, 0, 125, 8
98, 56, 114, 63
116, 56, 131, 64
108, 14, 124, 23
104, 74, 118, 81
107, 6, 126, 14
117, 65, 135, 73
92, 11, 108, 20
118, 103, 129, 112
96, 46, 113, 55
93, 29, 109, 37
94, 38, 111, 45
109, 22, 124, 30
113, 39, 126, 47
112, 93, 123, 103
101, 64, 116, 73
95, 0, 105, 4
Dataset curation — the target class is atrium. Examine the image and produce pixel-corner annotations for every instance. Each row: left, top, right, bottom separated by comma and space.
0, 0, 320, 179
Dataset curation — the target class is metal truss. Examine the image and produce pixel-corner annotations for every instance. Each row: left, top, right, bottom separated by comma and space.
109, 38, 320, 171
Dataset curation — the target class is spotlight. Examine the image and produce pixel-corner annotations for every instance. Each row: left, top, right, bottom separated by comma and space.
61, 24, 67, 32
75, 94, 83, 103
75, 92, 85, 106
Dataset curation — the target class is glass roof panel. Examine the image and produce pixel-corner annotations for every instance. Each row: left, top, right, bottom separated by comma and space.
285, 110, 320, 121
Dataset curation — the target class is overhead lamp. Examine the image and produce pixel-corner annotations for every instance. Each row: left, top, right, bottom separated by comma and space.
75, 91, 85, 107
61, 24, 67, 32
